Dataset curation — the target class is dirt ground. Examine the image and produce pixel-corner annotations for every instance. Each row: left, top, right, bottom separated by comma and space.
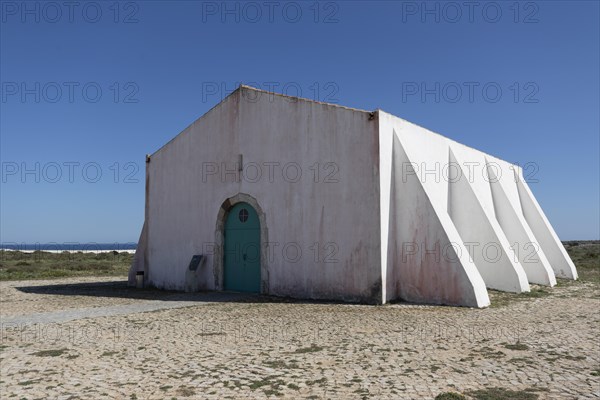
0, 276, 599, 399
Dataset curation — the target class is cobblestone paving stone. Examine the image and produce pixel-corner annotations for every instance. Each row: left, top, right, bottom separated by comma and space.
0, 277, 599, 399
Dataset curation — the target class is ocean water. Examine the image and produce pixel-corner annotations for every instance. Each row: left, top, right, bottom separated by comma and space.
0, 243, 137, 252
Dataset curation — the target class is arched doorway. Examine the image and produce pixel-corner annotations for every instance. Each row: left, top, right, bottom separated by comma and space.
223, 202, 261, 293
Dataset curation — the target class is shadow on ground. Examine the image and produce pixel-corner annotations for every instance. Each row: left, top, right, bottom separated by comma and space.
13, 280, 349, 305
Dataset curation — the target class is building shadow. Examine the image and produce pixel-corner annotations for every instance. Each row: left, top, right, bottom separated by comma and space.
13, 280, 350, 305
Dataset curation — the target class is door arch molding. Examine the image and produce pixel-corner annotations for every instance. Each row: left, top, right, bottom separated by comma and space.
214, 193, 269, 293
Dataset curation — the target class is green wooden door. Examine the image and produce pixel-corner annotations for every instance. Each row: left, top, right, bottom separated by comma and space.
224, 202, 261, 293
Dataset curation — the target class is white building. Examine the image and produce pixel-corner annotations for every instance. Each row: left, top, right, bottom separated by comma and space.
129, 85, 577, 307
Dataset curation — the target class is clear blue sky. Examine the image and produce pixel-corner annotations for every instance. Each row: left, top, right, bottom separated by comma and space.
1, 0, 598, 243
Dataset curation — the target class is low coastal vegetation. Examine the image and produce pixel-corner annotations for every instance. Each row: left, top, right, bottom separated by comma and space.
0, 250, 133, 281
563, 240, 600, 283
